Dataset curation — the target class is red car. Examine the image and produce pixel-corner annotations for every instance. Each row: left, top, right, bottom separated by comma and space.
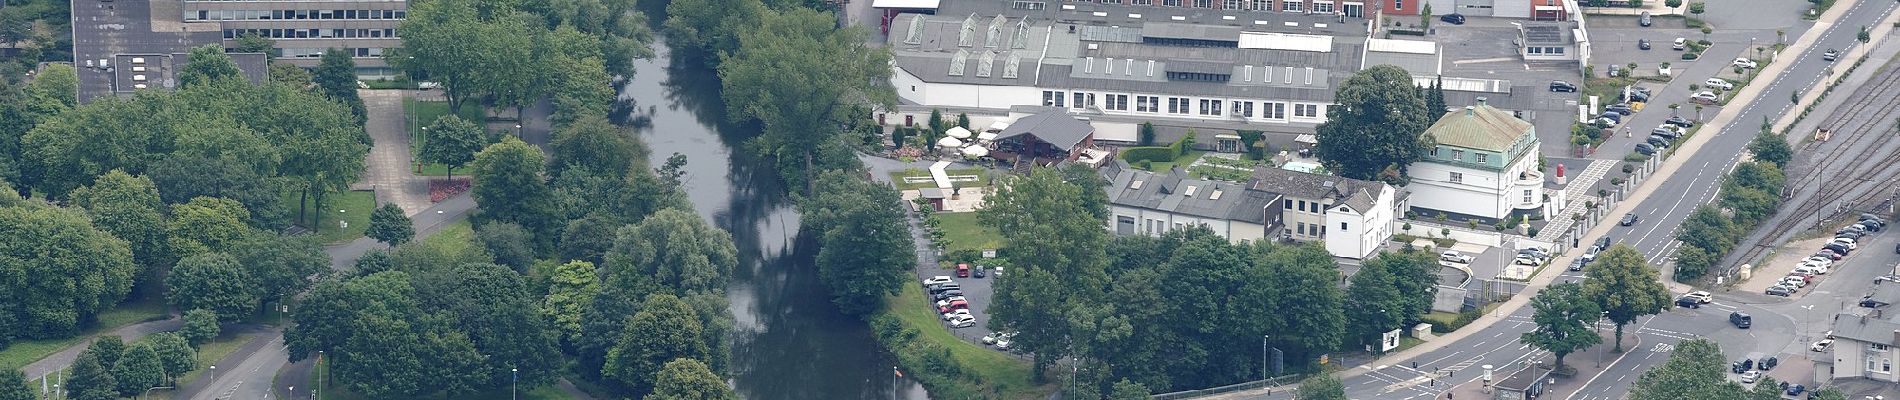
956, 263, 971, 278
937, 300, 969, 314
1814, 251, 1843, 261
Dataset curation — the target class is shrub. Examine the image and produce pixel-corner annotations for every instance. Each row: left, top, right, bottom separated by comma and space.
1623, 164, 1634, 173
1681, 53, 1699, 60
1120, 147, 1176, 164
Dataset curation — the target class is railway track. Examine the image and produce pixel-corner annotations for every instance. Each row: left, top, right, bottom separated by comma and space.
1725, 65, 1900, 273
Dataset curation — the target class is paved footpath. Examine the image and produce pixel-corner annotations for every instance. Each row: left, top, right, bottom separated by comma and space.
19, 317, 182, 383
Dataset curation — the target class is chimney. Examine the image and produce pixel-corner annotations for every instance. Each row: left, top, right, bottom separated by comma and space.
1476, 96, 1488, 107
1464, 106, 1475, 116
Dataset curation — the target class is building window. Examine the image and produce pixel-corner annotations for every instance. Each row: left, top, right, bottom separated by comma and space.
1395, 0, 1404, 9
1134, 0, 1152, 4
1282, 0, 1302, 11
1107, 94, 1129, 111
1264, 102, 1286, 119
1285, 200, 1294, 210
1449, 172, 1463, 183
1042, 91, 1066, 107
1312, 1, 1334, 12
1297, 222, 1306, 235
1233, 101, 1254, 117
1251, 0, 1271, 10
1451, 149, 1464, 160
1887, 359, 1892, 372
1199, 99, 1223, 116
1163, 0, 1182, 5
1523, 190, 1533, 204
1195, 0, 1213, 6
1293, 104, 1319, 118
1168, 97, 1190, 114
1071, 92, 1095, 109
1136, 96, 1159, 113
1225, 0, 1244, 8
1877, 343, 1892, 351
1476, 153, 1488, 163
1340, 222, 1348, 231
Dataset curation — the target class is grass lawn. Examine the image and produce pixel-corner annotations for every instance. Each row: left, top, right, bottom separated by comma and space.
422, 220, 478, 251
887, 285, 1045, 399
1132, 150, 1207, 172
930, 212, 1004, 254
283, 190, 375, 244
404, 97, 486, 177
0, 294, 170, 372
170, 331, 256, 387
889, 167, 991, 190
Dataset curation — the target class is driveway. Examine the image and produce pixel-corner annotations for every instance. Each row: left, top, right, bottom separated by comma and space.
358, 90, 435, 216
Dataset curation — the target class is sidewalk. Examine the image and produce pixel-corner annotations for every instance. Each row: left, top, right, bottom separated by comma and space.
356, 89, 434, 216
20, 317, 182, 382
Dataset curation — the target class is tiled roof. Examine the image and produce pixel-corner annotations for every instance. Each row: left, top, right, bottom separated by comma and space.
1423, 104, 1532, 152
1247, 166, 1389, 213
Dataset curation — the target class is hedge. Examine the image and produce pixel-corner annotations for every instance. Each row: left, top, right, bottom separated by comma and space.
1121, 147, 1176, 164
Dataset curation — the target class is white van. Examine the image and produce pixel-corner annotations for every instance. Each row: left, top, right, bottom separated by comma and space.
1673, 38, 1686, 50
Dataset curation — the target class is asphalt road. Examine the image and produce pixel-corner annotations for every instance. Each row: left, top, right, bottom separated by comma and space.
1232, 0, 1899, 398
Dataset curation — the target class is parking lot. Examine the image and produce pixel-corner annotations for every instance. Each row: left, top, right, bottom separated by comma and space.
904, 211, 1003, 345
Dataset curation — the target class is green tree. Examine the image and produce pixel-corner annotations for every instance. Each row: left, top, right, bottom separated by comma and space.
111, 342, 165, 396
165, 196, 255, 259
0, 202, 137, 339
1677, 205, 1738, 255
1665, 0, 1683, 11
144, 333, 196, 380
472, 136, 555, 233
1369, 250, 1438, 322
176, 45, 243, 88
70, 170, 168, 285
543, 260, 600, 347
1258, 243, 1345, 365
233, 32, 275, 56
603, 209, 737, 297
230, 234, 328, 309
396, 0, 533, 112
66, 350, 117, 400
663, 0, 765, 55
181, 308, 221, 346
1420, 3, 1434, 28
410, 263, 563, 389
1295, 374, 1345, 400
0, 370, 33, 400
646, 358, 736, 400
550, 115, 644, 177
1748, 129, 1792, 167
539, 34, 615, 127
719, 7, 895, 191
269, 62, 313, 88
367, 203, 415, 245
979, 168, 1112, 379
560, 213, 620, 265
87, 336, 127, 368
166, 252, 258, 322
419, 115, 487, 179
1343, 257, 1408, 349
1108, 379, 1151, 400
1138, 122, 1157, 146
1810, 388, 1848, 400
315, 48, 366, 123
1582, 245, 1671, 351
1860, 25, 1872, 43
1746, 377, 1782, 400
1314, 65, 1435, 183
604, 294, 709, 396
1629, 338, 1744, 399
804, 170, 913, 316
1689, 2, 1705, 14
476, 222, 536, 270
148, 156, 288, 229
1520, 282, 1602, 371
1426, 76, 1448, 116
1673, 245, 1715, 281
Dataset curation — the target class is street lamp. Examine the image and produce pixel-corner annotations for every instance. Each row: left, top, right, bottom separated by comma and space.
209, 365, 215, 381
511, 367, 518, 400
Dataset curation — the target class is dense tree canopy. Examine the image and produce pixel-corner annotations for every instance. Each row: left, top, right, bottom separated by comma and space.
647, 358, 736, 400
0, 370, 32, 400
604, 294, 708, 396
368, 203, 416, 245
181, 308, 220, 346
0, 199, 136, 341
315, 48, 366, 123
471, 136, 555, 233
165, 252, 257, 322
603, 209, 737, 297
719, 7, 894, 189
1630, 338, 1745, 399
69, 170, 168, 285
1295, 374, 1345, 400
176, 45, 242, 88
549, 115, 644, 177
1314, 65, 1436, 183
165, 197, 255, 259
1520, 282, 1601, 371
981, 168, 1111, 379
802, 170, 913, 316
419, 115, 487, 179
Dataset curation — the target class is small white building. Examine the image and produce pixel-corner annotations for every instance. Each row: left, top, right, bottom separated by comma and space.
1828, 285, 1900, 383
1101, 161, 1398, 259
1405, 101, 1545, 221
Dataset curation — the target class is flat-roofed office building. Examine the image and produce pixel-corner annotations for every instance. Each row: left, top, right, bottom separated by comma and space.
181, 0, 404, 76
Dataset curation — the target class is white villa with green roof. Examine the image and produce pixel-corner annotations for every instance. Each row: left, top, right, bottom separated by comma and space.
1406, 101, 1546, 220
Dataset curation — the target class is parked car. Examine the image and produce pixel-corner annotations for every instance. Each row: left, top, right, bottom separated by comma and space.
937, 300, 969, 313
1802, 256, 1835, 269
1440, 251, 1474, 264
1673, 37, 1687, 50
1665, 116, 1697, 127
1823, 48, 1841, 61
1440, 13, 1466, 24
1823, 242, 1852, 255
1786, 384, 1806, 396
1639, 11, 1652, 26
1733, 58, 1759, 68
1730, 312, 1752, 328
1638, 38, 1652, 50
1766, 285, 1794, 297
1833, 237, 1860, 250
1599, 112, 1624, 123
1675, 296, 1701, 308
981, 333, 999, 345
1760, 356, 1779, 370
973, 267, 987, 278
928, 283, 960, 294
1838, 231, 1866, 240
1652, 127, 1682, 139
1635, 143, 1656, 155
1793, 266, 1823, 277
1816, 248, 1845, 259
922, 276, 953, 286
1568, 258, 1589, 271
1549, 80, 1578, 92
949, 315, 977, 328
1684, 291, 1713, 303
934, 289, 965, 300
1778, 276, 1808, 288
1812, 339, 1835, 352
1621, 213, 1641, 226
1647, 136, 1672, 148
1704, 78, 1735, 90
1739, 370, 1762, 383
1690, 91, 1720, 105
1513, 256, 1540, 266
956, 263, 971, 277
941, 309, 972, 321
935, 297, 967, 308
1731, 358, 1754, 372
1606, 104, 1635, 115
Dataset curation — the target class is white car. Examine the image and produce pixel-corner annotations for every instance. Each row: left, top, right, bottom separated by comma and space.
1441, 251, 1473, 264
1812, 339, 1835, 351
1803, 256, 1835, 268
981, 333, 999, 345
1832, 237, 1859, 250
1793, 266, 1824, 277
1740, 370, 1762, 383
1780, 276, 1809, 288
1733, 58, 1759, 68
922, 276, 954, 286
1703, 78, 1735, 90
949, 315, 977, 328
1690, 91, 1720, 103
1683, 291, 1713, 304
1513, 256, 1540, 266
1798, 261, 1830, 274
941, 309, 972, 321
995, 338, 1012, 350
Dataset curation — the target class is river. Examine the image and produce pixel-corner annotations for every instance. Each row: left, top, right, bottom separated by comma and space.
614, 19, 931, 400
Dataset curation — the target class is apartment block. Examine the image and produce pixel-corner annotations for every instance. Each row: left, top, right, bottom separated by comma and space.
181, 0, 405, 75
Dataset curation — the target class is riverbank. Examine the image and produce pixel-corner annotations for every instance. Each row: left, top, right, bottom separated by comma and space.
868, 285, 1049, 400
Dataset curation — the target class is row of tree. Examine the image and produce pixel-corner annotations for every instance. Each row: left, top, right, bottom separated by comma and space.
974, 168, 1440, 396
1673, 126, 1792, 280
395, 0, 623, 122
57, 332, 202, 400
1518, 245, 1672, 372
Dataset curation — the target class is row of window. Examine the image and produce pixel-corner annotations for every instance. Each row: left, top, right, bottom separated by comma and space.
1294, 222, 1327, 237
280, 47, 386, 58
1437, 148, 1490, 164
1043, 90, 1323, 120
223, 27, 397, 40
1110, 0, 1345, 12
1284, 199, 1327, 214
1526, 46, 1567, 55
187, 8, 405, 22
